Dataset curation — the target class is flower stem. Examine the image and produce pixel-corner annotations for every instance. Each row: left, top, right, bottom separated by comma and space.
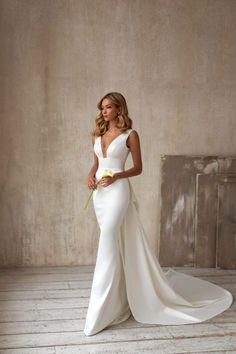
84, 170, 113, 210
83, 189, 94, 210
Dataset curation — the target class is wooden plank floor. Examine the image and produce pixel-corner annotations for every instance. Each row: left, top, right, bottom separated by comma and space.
0, 266, 235, 354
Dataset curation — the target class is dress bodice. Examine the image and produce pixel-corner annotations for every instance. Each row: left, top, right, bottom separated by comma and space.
94, 129, 133, 178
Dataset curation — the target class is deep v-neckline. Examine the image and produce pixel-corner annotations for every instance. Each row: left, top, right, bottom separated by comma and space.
100, 132, 125, 158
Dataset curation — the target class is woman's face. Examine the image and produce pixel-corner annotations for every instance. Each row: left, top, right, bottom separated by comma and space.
101, 98, 120, 123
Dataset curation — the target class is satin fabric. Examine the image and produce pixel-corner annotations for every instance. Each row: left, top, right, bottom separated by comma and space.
84, 128, 233, 336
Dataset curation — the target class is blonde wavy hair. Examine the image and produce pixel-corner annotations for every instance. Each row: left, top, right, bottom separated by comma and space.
91, 92, 133, 138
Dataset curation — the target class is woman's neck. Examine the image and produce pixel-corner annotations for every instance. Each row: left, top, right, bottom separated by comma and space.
107, 121, 119, 131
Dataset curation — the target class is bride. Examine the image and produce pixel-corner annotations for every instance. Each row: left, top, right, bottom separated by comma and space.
84, 92, 233, 336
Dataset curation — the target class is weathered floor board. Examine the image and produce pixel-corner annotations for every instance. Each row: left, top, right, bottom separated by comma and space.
0, 266, 235, 353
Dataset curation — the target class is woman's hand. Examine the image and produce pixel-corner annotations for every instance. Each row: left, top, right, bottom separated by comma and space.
87, 174, 97, 190
99, 175, 118, 187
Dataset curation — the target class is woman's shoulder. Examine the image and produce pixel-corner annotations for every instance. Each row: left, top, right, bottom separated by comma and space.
91, 132, 100, 145
127, 128, 139, 137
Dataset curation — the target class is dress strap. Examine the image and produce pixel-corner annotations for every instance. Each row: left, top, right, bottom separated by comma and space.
126, 128, 133, 135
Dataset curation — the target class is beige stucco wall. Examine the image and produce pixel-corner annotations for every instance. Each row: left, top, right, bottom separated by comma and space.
0, 0, 235, 266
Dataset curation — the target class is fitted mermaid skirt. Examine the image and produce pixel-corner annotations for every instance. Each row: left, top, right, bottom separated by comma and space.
84, 129, 233, 336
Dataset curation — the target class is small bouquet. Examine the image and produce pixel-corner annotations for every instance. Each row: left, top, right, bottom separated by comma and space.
83, 169, 114, 210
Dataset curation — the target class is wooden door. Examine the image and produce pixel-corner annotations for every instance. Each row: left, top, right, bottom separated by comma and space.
159, 155, 236, 269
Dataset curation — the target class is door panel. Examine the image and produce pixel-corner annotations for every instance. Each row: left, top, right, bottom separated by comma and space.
160, 155, 236, 269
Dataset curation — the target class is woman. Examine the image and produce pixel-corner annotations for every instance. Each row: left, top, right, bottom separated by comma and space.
84, 92, 233, 336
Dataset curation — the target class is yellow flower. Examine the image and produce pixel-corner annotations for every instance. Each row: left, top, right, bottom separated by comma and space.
101, 169, 114, 177
83, 169, 114, 210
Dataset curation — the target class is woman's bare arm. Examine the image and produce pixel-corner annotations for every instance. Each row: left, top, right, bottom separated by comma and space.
113, 130, 142, 180
87, 136, 99, 189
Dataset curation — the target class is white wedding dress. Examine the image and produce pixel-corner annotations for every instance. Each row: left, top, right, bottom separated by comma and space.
84, 128, 233, 336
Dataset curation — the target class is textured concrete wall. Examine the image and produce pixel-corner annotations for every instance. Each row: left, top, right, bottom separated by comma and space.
0, 0, 236, 266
